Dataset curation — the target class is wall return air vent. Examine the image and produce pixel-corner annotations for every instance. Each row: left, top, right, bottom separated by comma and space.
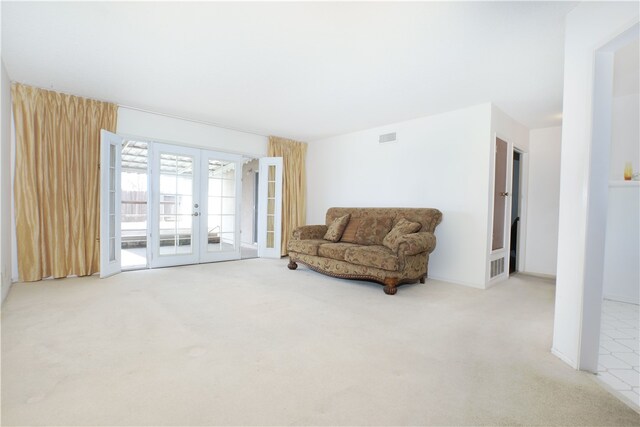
490, 257, 505, 278
379, 132, 397, 144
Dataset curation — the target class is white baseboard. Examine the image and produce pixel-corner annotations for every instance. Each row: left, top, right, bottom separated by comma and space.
427, 275, 486, 289
519, 271, 557, 281
551, 347, 578, 369
1, 277, 12, 305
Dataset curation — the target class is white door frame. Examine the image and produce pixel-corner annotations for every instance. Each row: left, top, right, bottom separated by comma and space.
577, 25, 638, 372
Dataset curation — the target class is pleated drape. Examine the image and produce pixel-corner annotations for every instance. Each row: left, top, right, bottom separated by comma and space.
267, 136, 307, 256
12, 83, 118, 281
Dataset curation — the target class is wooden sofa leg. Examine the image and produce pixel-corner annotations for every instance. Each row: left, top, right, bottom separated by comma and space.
288, 260, 298, 270
419, 276, 425, 284
383, 278, 398, 295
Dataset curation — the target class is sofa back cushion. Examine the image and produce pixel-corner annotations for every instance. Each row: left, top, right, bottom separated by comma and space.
354, 217, 394, 245
382, 217, 422, 252
323, 214, 350, 242
327, 207, 443, 234
340, 216, 393, 246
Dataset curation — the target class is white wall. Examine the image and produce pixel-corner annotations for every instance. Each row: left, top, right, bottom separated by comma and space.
307, 103, 493, 288
525, 127, 562, 276
609, 93, 639, 180
490, 105, 530, 153
603, 184, 640, 304
553, 2, 639, 370
117, 107, 268, 157
1, 60, 12, 303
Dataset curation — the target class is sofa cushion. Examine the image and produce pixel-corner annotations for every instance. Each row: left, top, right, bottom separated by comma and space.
323, 214, 351, 242
340, 218, 362, 243
344, 245, 399, 271
383, 218, 422, 252
318, 242, 360, 261
354, 217, 394, 245
288, 239, 327, 256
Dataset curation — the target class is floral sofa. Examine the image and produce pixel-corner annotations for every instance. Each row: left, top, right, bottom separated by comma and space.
287, 207, 442, 295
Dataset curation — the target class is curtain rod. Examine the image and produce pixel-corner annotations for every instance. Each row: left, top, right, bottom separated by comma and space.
117, 104, 268, 138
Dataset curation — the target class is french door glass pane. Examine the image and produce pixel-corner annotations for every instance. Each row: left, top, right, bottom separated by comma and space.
159, 153, 194, 256
108, 146, 117, 262
208, 159, 236, 252
492, 138, 508, 251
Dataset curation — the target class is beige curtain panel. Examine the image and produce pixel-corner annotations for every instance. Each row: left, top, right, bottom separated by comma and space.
268, 136, 307, 256
12, 83, 118, 282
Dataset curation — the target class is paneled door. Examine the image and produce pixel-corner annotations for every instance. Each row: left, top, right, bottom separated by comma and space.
149, 143, 201, 268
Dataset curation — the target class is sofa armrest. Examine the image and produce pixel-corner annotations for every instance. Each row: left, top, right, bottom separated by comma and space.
396, 232, 437, 256
292, 225, 328, 240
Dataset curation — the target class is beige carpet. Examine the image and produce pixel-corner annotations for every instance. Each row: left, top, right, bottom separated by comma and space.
1, 258, 638, 426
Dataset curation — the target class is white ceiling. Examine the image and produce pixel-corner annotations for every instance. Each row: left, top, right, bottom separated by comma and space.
2, 1, 577, 141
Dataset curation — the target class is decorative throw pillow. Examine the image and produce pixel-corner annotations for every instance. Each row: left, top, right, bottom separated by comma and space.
383, 218, 422, 252
324, 214, 351, 242
354, 217, 394, 246
340, 218, 362, 243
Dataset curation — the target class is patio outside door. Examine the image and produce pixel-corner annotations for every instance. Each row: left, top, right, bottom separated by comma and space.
149, 143, 201, 268
100, 134, 260, 277
149, 144, 242, 268
199, 151, 242, 263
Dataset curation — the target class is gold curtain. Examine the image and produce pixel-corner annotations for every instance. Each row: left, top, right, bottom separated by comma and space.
268, 136, 307, 256
12, 83, 118, 281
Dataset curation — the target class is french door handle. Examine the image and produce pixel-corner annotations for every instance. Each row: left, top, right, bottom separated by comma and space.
500, 192, 509, 197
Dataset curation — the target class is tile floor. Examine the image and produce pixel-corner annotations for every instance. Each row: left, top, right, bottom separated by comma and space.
598, 299, 640, 409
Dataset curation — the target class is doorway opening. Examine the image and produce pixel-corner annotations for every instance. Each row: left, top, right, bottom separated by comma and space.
100, 131, 285, 277
593, 30, 639, 405
509, 150, 522, 274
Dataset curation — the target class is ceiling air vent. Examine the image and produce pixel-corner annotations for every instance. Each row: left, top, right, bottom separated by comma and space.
379, 132, 397, 144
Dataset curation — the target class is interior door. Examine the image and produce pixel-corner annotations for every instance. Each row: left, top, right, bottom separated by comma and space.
257, 157, 283, 258
150, 143, 200, 268
99, 130, 123, 278
199, 151, 242, 263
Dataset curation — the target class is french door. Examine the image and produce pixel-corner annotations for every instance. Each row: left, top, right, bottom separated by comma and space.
99, 130, 123, 278
99, 132, 282, 277
198, 150, 242, 263
149, 144, 242, 267
149, 144, 201, 267
257, 157, 283, 258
